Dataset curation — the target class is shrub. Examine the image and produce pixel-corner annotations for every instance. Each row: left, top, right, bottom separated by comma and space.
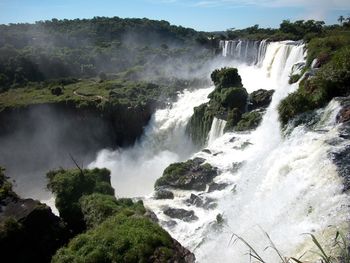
235, 111, 263, 131
51, 213, 175, 263
47, 168, 114, 233
210, 67, 243, 89
79, 193, 145, 228
278, 92, 314, 126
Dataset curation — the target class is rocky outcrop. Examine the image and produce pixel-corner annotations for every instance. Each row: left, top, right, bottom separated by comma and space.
208, 182, 228, 192
163, 208, 198, 222
155, 158, 218, 191
154, 189, 175, 199
151, 238, 196, 263
186, 193, 217, 209
0, 168, 69, 263
235, 110, 264, 131
248, 89, 274, 111
186, 68, 274, 144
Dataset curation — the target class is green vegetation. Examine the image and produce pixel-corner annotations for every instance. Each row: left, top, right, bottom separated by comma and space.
47, 168, 114, 233
155, 159, 217, 191
235, 111, 263, 131
230, 230, 350, 263
46, 167, 193, 263
0, 167, 17, 201
0, 17, 212, 91
278, 33, 350, 126
79, 193, 145, 228
187, 67, 248, 145
52, 213, 175, 263
210, 67, 243, 89
223, 20, 342, 41
0, 76, 192, 112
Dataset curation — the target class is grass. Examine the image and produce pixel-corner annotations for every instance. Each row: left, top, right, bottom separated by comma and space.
229, 230, 350, 263
0, 75, 184, 112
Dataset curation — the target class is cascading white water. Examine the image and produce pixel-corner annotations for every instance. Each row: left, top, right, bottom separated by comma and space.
145, 41, 350, 262
207, 117, 227, 145
219, 39, 268, 65
89, 87, 214, 197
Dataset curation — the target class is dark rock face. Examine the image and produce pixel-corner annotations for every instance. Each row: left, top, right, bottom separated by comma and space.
248, 89, 274, 111
186, 193, 204, 207
155, 158, 218, 191
337, 107, 350, 123
0, 102, 155, 199
0, 198, 69, 263
331, 145, 350, 191
154, 189, 175, 200
164, 208, 198, 222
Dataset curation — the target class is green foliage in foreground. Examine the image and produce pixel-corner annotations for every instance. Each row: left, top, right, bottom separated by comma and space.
230, 230, 349, 263
51, 213, 175, 263
79, 193, 145, 228
47, 168, 114, 233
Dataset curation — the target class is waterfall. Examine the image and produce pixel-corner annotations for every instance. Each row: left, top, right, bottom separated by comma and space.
219, 39, 269, 65
89, 87, 214, 197
145, 41, 350, 262
207, 117, 227, 145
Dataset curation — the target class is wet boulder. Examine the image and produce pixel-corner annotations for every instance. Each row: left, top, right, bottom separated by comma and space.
248, 89, 274, 111
208, 182, 228, 192
186, 194, 217, 210
0, 168, 69, 263
330, 145, 350, 191
163, 208, 198, 222
155, 158, 218, 191
154, 189, 175, 200
235, 110, 263, 131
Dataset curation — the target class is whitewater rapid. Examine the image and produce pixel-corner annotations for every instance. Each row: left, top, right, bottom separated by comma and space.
88, 39, 350, 262
143, 41, 350, 262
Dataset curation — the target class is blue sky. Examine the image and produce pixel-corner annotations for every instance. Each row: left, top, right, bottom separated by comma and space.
0, 0, 349, 31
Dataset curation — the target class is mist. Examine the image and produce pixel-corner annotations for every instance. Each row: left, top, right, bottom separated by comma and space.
0, 104, 116, 200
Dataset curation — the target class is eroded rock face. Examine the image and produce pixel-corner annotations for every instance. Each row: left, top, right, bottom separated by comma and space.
0, 198, 69, 263
155, 158, 218, 191
164, 207, 198, 222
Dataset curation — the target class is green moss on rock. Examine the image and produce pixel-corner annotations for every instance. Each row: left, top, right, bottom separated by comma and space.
79, 193, 145, 228
155, 158, 218, 191
224, 108, 242, 132
51, 213, 176, 263
235, 111, 263, 131
278, 46, 350, 126
47, 168, 114, 233
210, 67, 243, 89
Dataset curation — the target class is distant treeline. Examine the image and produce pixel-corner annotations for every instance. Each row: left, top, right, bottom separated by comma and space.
0, 17, 214, 91
220, 19, 350, 41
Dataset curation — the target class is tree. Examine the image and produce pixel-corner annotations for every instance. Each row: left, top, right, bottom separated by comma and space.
338, 15, 345, 25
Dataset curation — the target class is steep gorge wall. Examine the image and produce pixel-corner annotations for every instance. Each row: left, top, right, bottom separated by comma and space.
0, 102, 155, 198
